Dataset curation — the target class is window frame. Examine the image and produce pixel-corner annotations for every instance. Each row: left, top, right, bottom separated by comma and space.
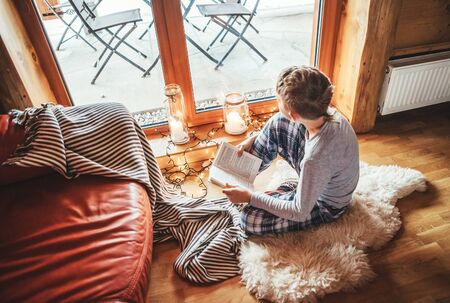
152, 0, 342, 127
17, 0, 342, 129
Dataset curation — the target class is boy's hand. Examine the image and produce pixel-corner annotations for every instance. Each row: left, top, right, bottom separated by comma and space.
236, 134, 258, 157
222, 183, 252, 204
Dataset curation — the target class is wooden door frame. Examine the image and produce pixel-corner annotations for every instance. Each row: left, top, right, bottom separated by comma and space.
313, 0, 343, 79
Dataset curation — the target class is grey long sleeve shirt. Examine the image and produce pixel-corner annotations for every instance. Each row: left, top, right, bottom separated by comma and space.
250, 110, 359, 222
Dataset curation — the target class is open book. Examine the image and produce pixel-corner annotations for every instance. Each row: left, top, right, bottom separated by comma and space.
209, 142, 262, 190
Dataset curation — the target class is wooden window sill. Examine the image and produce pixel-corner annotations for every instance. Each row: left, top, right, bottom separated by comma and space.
147, 121, 264, 169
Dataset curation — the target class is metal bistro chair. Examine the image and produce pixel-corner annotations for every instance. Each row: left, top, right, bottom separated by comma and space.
138, 0, 202, 41
201, 0, 259, 42
197, 0, 266, 69
142, 0, 219, 77
137, 0, 154, 40
211, 0, 260, 47
68, 0, 148, 84
43, 0, 102, 51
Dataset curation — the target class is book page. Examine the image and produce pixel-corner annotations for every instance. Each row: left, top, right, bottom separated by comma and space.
213, 142, 262, 182
209, 166, 253, 190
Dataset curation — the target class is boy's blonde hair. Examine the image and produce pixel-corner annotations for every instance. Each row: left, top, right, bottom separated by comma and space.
276, 66, 333, 120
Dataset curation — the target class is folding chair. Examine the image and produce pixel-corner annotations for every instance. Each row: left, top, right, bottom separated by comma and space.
68, 0, 148, 84
138, 0, 202, 41
42, 0, 101, 51
180, 0, 203, 32
201, 0, 259, 40
212, 0, 260, 47
142, 0, 219, 77
137, 0, 154, 40
197, 0, 267, 69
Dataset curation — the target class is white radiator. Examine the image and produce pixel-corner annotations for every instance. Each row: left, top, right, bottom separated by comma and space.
378, 52, 450, 115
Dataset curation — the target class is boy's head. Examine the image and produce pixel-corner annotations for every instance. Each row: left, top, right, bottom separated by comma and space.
276, 66, 333, 121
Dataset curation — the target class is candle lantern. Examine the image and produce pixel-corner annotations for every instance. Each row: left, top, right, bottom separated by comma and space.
223, 92, 248, 135
165, 84, 190, 145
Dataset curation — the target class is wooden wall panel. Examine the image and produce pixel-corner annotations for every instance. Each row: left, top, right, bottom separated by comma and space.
393, 0, 450, 56
0, 0, 56, 106
0, 37, 32, 114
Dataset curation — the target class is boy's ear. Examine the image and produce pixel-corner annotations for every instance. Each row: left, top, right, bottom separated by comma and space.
289, 111, 299, 121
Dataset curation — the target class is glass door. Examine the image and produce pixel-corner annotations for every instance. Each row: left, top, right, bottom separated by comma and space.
29, 0, 336, 129
184, 0, 316, 112
34, 0, 167, 126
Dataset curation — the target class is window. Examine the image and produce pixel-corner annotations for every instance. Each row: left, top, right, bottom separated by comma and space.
187, 1, 316, 111
28, 0, 339, 129
36, 0, 165, 119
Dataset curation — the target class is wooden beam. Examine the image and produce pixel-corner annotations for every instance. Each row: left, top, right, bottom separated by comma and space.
352, 0, 403, 132
14, 0, 72, 106
0, 0, 56, 107
0, 37, 32, 114
332, 0, 403, 133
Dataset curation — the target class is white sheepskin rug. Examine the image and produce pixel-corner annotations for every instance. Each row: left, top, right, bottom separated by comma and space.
239, 161, 426, 303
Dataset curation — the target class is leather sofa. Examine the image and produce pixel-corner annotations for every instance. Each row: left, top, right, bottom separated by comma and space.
0, 115, 153, 302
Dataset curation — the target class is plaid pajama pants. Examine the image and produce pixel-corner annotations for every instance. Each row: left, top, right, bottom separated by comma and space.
240, 181, 347, 235
240, 113, 348, 235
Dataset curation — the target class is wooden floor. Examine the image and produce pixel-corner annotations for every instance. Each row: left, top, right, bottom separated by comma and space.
147, 103, 450, 303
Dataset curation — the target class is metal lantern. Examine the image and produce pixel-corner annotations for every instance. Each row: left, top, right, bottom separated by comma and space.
164, 84, 190, 145
223, 92, 248, 135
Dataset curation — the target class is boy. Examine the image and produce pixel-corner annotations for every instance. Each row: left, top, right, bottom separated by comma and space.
222, 66, 359, 235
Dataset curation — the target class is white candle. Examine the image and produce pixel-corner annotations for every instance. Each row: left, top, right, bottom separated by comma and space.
170, 119, 189, 144
225, 111, 247, 135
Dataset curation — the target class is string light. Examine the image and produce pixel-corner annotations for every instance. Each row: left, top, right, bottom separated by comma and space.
160, 110, 277, 199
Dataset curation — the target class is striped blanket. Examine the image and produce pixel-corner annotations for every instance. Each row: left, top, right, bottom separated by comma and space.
6, 102, 246, 284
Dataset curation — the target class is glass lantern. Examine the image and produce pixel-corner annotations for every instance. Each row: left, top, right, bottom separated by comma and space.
223, 92, 248, 135
164, 84, 190, 145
